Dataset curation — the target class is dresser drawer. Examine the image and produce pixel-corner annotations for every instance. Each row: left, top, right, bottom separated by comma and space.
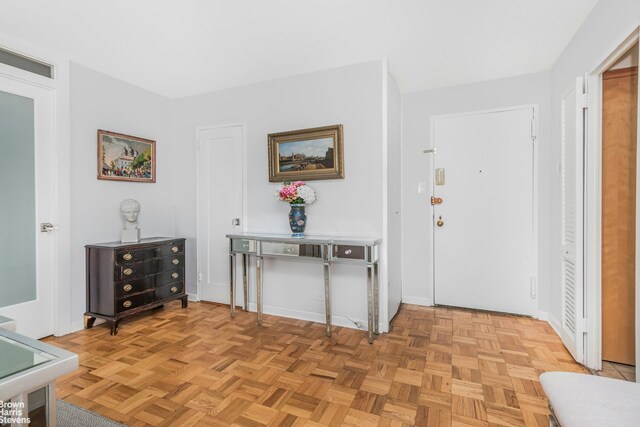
115, 257, 184, 280
116, 291, 154, 313
231, 239, 256, 253
116, 241, 184, 264
155, 283, 184, 300
333, 244, 366, 260
115, 269, 184, 298
260, 242, 323, 258
261, 242, 299, 256
115, 276, 154, 298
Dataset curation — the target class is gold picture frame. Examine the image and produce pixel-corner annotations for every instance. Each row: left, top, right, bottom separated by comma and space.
97, 130, 156, 183
268, 124, 344, 182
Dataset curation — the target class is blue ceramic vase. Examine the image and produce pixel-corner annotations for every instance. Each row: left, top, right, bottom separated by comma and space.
288, 204, 306, 237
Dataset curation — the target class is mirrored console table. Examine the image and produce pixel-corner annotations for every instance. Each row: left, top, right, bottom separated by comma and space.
0, 328, 78, 426
226, 232, 381, 343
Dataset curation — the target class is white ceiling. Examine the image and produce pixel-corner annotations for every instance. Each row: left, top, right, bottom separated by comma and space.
0, 0, 598, 98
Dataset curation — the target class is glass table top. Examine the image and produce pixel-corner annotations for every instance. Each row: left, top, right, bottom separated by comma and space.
0, 335, 57, 380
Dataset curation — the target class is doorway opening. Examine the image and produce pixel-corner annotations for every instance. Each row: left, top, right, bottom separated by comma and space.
600, 42, 638, 380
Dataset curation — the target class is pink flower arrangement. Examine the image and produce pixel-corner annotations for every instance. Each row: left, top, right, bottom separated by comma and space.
276, 181, 317, 205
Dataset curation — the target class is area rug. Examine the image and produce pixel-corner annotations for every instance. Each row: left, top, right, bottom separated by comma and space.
57, 400, 125, 427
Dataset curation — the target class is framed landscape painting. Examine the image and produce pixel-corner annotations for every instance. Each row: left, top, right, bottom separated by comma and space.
97, 130, 156, 183
268, 124, 344, 182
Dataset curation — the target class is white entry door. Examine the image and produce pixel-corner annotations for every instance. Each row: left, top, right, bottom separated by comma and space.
433, 107, 537, 316
197, 125, 244, 303
0, 77, 56, 338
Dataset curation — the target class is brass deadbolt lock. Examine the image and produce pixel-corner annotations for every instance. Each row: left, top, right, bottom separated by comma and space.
436, 216, 444, 227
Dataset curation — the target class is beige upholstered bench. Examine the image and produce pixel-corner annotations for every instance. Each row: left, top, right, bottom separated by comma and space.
540, 372, 640, 427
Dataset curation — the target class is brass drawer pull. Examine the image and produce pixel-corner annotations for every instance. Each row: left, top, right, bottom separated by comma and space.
285, 247, 293, 253
123, 253, 133, 261
172, 259, 180, 265
171, 286, 178, 293
123, 268, 133, 276
171, 272, 179, 279
171, 246, 179, 253
123, 300, 132, 308
123, 284, 133, 292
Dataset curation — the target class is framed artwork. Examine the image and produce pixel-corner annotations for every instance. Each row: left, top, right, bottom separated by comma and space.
268, 124, 344, 182
97, 130, 156, 183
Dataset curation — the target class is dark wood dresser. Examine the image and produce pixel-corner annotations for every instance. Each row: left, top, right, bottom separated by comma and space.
85, 237, 188, 335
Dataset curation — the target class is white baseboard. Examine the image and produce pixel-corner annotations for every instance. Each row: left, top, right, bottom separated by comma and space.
401, 296, 433, 306
187, 292, 200, 301
537, 311, 549, 321
246, 302, 388, 333
547, 313, 563, 338
69, 317, 106, 334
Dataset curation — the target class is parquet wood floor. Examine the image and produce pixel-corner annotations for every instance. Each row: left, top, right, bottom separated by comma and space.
44, 302, 587, 427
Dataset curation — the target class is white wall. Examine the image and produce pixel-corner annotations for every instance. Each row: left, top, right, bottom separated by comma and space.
548, 0, 640, 327
69, 63, 174, 325
401, 72, 551, 310
172, 61, 387, 330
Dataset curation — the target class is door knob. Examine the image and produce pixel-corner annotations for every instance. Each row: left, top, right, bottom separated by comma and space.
232, 218, 241, 226
436, 216, 444, 227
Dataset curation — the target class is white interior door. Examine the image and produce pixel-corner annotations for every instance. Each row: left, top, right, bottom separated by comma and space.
433, 107, 537, 316
197, 125, 244, 303
560, 78, 586, 363
0, 77, 55, 338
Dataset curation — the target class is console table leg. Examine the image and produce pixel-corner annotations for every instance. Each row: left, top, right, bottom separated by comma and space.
324, 260, 331, 337
374, 261, 379, 335
256, 256, 263, 325
229, 252, 237, 318
242, 254, 249, 311
367, 263, 374, 344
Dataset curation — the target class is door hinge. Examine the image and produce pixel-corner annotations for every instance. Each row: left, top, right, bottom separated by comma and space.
579, 93, 588, 109
530, 117, 537, 142
580, 318, 588, 334
431, 196, 443, 205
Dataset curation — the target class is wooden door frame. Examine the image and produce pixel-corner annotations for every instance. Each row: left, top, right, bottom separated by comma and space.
0, 32, 71, 337
429, 105, 540, 317
584, 25, 640, 376
195, 123, 247, 302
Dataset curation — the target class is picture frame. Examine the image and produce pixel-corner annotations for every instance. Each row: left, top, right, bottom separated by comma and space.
97, 130, 156, 183
268, 124, 344, 182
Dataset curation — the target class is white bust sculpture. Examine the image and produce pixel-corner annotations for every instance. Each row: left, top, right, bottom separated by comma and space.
120, 199, 141, 242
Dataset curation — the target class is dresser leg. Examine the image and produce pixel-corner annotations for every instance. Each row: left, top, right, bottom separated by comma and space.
110, 321, 119, 336
181, 296, 188, 308
84, 316, 96, 329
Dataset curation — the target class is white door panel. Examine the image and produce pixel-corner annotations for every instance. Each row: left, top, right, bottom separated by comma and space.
433, 108, 536, 316
559, 78, 586, 363
0, 78, 55, 338
197, 125, 244, 304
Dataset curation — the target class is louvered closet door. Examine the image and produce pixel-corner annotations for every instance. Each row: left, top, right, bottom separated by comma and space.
560, 77, 585, 364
